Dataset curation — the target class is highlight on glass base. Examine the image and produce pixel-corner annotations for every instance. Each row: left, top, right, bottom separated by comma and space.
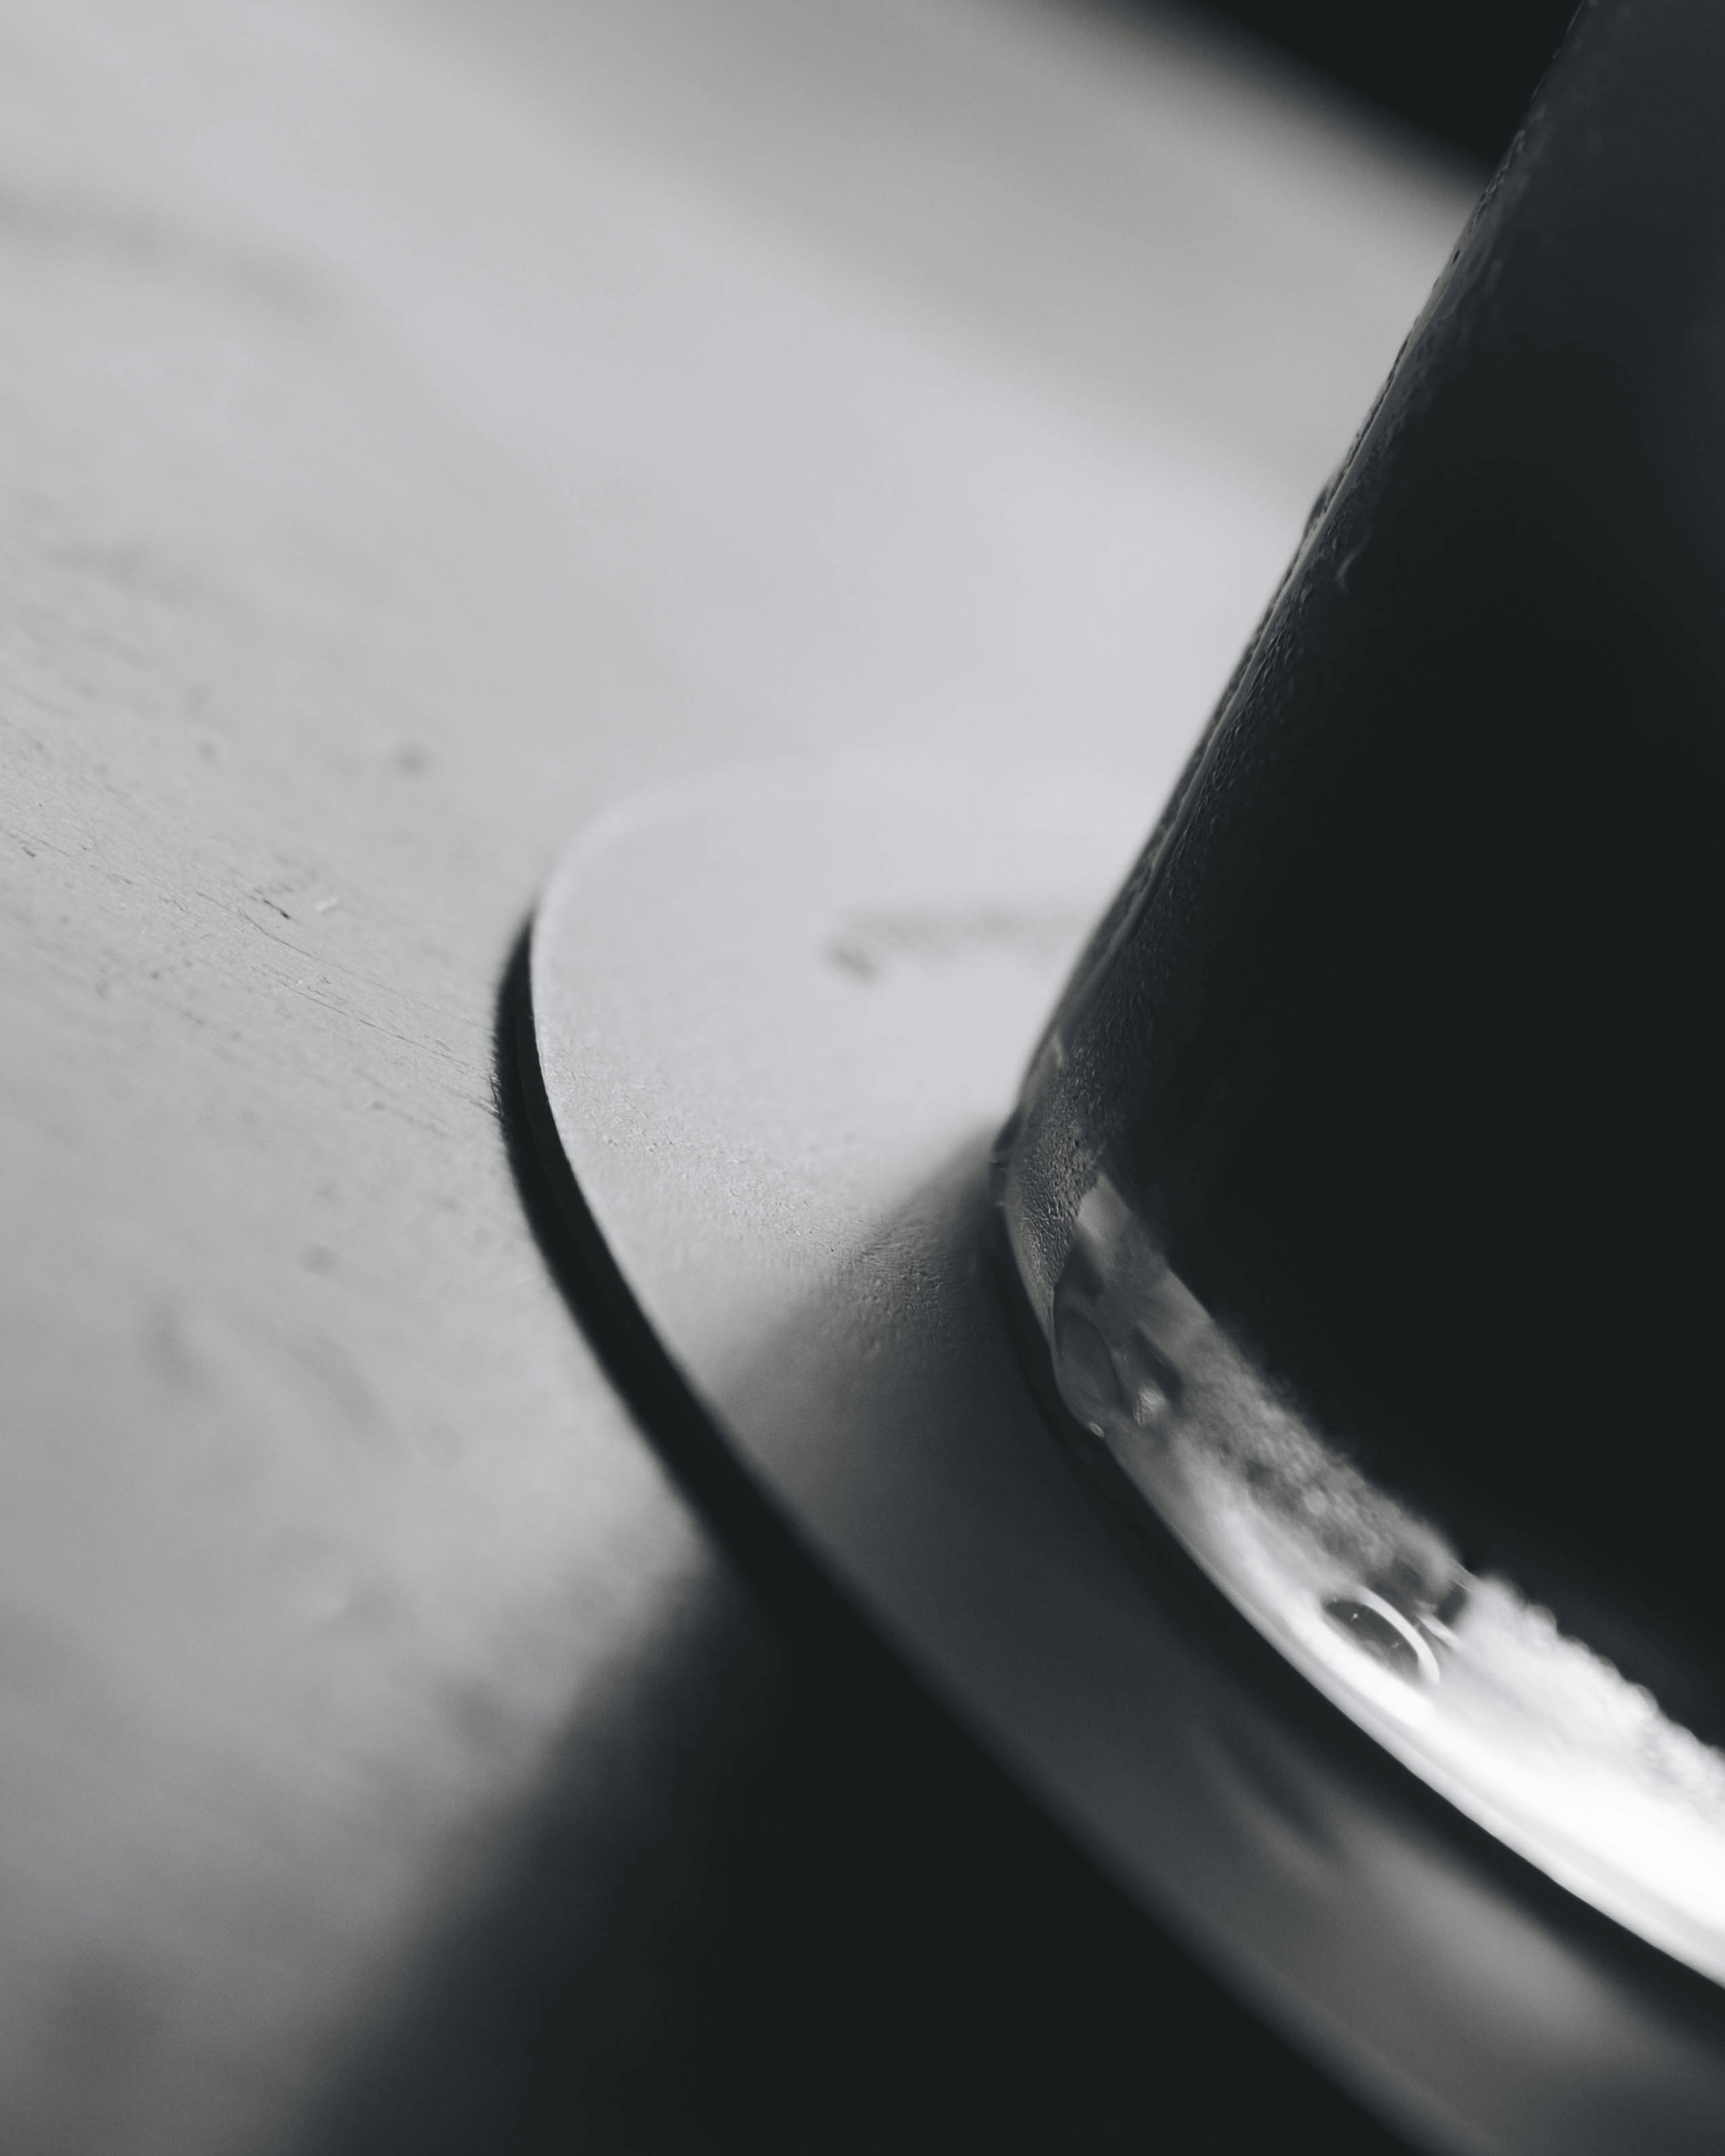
1000, 1104, 1725, 1991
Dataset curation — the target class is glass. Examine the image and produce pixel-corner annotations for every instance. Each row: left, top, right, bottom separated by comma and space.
998, 0, 1725, 1989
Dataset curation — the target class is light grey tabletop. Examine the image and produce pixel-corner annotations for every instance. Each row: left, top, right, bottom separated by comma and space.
0, 1, 1469, 2146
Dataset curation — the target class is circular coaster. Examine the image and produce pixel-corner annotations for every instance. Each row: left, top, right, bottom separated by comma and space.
529, 757, 1725, 2156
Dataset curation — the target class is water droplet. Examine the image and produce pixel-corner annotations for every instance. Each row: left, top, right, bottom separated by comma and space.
1052, 1290, 1122, 1436
1323, 1593, 1439, 1686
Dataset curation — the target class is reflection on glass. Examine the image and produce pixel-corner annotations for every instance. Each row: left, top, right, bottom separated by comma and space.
1030, 1165, 1725, 1988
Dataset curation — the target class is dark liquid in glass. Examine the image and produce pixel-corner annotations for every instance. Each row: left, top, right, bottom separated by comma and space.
1000, 0, 1725, 1983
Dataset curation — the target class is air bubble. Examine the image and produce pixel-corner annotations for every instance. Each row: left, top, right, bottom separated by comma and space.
1117, 1325, 1184, 1436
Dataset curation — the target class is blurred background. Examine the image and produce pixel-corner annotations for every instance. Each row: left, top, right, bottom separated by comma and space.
0, 1, 1577, 2151
1164, 0, 1575, 162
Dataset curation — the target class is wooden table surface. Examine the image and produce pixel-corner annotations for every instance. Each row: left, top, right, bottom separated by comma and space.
0, 2, 1469, 2146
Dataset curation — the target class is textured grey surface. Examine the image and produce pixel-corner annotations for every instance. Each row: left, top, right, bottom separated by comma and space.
0, 1, 1467, 2146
